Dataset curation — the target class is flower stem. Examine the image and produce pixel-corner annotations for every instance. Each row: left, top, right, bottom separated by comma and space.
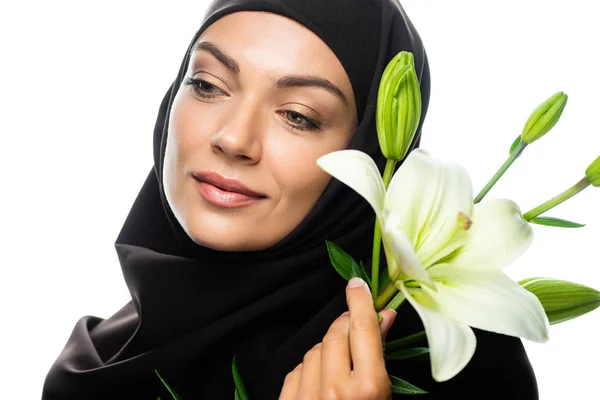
371, 159, 397, 300
384, 290, 406, 311
382, 159, 397, 189
385, 331, 427, 352
523, 177, 590, 221
474, 140, 527, 204
374, 281, 399, 311
371, 219, 382, 301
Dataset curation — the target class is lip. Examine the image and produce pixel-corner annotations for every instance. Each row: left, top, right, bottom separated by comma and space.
192, 171, 267, 208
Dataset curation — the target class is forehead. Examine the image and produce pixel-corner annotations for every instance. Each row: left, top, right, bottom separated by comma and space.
193, 11, 350, 84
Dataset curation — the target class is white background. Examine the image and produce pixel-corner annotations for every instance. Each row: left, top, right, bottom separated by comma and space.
1, 1, 598, 398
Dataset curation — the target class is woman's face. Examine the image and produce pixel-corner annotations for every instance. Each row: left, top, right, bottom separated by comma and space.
163, 11, 358, 251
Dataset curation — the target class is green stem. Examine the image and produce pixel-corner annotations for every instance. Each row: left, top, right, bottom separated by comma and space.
371, 159, 397, 300
384, 290, 406, 311
382, 159, 397, 189
385, 331, 427, 352
377, 292, 405, 324
474, 140, 527, 204
523, 177, 590, 221
371, 219, 382, 301
374, 281, 399, 311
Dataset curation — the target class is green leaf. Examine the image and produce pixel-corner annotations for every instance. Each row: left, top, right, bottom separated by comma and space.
352, 261, 371, 286
509, 135, 522, 155
389, 374, 428, 394
359, 260, 372, 286
385, 331, 427, 353
155, 370, 182, 400
326, 240, 366, 283
232, 356, 249, 400
385, 347, 430, 361
529, 216, 585, 228
351, 261, 363, 280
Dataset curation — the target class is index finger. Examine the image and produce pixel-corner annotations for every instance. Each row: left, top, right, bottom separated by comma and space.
346, 277, 386, 378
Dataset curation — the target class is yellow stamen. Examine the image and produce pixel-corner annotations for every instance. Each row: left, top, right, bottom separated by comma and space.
457, 211, 472, 230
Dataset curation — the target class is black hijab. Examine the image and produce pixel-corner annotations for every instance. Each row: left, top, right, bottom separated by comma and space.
42, 1, 539, 399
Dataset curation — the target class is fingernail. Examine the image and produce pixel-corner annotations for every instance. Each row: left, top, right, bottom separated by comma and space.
341, 311, 349, 316
348, 277, 366, 288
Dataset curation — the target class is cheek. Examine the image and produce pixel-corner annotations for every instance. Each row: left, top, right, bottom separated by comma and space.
165, 95, 215, 175
289, 163, 331, 205
267, 138, 340, 211
163, 96, 207, 212
169, 98, 201, 155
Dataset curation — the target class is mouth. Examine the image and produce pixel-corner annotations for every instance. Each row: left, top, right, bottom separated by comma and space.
192, 171, 267, 208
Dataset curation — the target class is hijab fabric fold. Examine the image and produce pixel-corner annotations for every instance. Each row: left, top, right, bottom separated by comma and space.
42, 0, 538, 399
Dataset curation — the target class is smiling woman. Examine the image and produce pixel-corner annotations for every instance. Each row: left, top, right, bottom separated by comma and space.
163, 12, 358, 251
41, 0, 432, 397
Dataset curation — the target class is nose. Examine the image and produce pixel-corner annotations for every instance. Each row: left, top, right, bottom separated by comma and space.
210, 100, 263, 164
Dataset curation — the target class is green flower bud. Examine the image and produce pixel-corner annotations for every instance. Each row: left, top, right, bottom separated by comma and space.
376, 51, 422, 161
519, 277, 600, 325
521, 91, 568, 144
585, 155, 600, 187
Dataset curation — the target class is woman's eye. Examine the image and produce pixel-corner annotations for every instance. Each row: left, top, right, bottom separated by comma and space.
182, 78, 321, 132
182, 77, 225, 98
281, 110, 321, 132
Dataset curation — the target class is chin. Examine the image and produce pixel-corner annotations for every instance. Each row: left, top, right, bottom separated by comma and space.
190, 234, 254, 252
183, 212, 276, 252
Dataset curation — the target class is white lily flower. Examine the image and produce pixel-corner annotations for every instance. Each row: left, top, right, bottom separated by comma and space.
317, 149, 550, 382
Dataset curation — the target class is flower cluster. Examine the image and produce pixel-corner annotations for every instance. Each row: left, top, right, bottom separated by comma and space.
318, 51, 600, 386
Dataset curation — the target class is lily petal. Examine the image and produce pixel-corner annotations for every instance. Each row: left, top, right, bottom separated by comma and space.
317, 150, 386, 215
440, 199, 533, 271
426, 269, 550, 343
386, 149, 473, 267
384, 212, 433, 286
401, 283, 477, 382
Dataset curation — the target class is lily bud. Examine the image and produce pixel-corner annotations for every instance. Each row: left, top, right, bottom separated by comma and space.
585, 155, 600, 187
521, 91, 568, 144
376, 51, 422, 161
519, 277, 600, 325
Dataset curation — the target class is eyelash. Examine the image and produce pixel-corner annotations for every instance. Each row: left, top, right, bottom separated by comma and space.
183, 77, 223, 98
182, 77, 322, 132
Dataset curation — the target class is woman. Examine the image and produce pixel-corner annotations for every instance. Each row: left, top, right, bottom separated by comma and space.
42, 0, 538, 398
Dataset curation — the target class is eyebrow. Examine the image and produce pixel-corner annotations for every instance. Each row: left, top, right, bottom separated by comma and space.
192, 41, 348, 105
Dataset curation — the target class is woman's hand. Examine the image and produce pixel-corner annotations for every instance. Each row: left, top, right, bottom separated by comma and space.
279, 277, 398, 400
